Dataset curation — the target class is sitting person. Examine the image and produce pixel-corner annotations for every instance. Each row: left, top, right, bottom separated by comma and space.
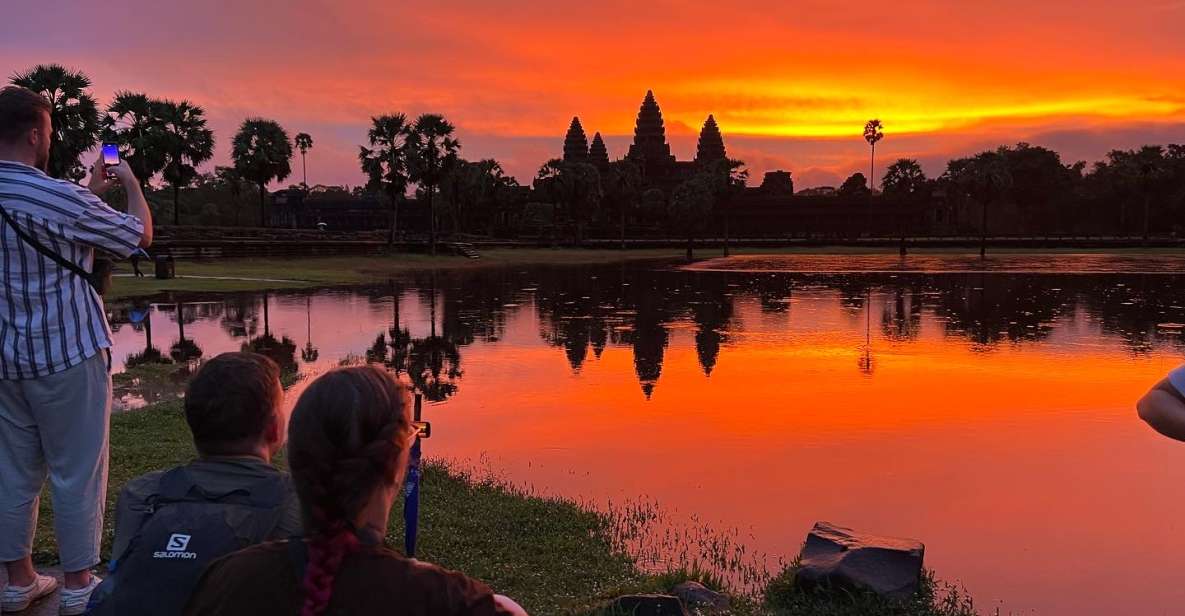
89, 352, 301, 616
1138, 363, 1185, 441
184, 366, 526, 616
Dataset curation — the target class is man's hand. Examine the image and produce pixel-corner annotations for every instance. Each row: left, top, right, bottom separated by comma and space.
86, 156, 115, 195
86, 157, 140, 195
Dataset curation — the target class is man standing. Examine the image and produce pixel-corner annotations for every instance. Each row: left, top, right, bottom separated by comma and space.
0, 85, 152, 614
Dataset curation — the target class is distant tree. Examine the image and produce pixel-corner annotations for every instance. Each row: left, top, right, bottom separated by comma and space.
863, 119, 884, 193
360, 114, 413, 244
640, 187, 667, 221
700, 158, 748, 255
232, 118, 293, 227
953, 152, 1012, 258
881, 159, 927, 198
603, 160, 642, 248
102, 91, 167, 189
158, 100, 215, 225
213, 166, 250, 226
407, 114, 461, 255
533, 159, 600, 244
839, 172, 870, 197
11, 64, 100, 180
882, 159, 927, 256
669, 175, 713, 260
295, 132, 313, 189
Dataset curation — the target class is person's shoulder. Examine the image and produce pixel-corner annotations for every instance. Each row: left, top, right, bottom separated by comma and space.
360, 548, 497, 599
1, 168, 100, 211
119, 468, 168, 502
204, 540, 290, 576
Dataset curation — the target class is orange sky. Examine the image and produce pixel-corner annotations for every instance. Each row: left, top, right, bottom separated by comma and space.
3, 0, 1184, 187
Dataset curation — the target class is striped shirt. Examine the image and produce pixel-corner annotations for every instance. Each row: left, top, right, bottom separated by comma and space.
0, 160, 145, 380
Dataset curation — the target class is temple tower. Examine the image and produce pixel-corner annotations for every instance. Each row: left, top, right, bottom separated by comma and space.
563, 117, 589, 163
695, 114, 726, 165
589, 132, 610, 168
626, 90, 675, 165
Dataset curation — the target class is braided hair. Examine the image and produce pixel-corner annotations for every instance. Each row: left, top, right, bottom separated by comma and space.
287, 366, 413, 616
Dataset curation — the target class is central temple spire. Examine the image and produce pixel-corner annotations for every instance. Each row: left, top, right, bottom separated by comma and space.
626, 90, 674, 165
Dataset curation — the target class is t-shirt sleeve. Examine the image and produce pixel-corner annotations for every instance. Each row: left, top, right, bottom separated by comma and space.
60, 184, 144, 258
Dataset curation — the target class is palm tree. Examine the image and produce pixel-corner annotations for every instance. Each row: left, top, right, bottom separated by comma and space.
882, 158, 927, 256
232, 118, 293, 227
957, 153, 1012, 259
863, 119, 884, 195
158, 100, 215, 225
10, 64, 100, 180
670, 175, 714, 260
604, 160, 642, 249
407, 114, 460, 255
295, 132, 313, 189
359, 114, 413, 245
102, 91, 166, 189
700, 158, 748, 256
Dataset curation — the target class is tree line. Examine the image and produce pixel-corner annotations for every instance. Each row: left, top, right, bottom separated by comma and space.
11, 64, 1184, 251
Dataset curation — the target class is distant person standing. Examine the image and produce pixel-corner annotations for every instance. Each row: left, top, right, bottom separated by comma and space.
0, 85, 152, 614
1138, 365, 1185, 441
130, 247, 149, 277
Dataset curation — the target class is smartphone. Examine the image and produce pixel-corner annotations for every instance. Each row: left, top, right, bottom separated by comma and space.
101, 143, 120, 177
413, 421, 432, 439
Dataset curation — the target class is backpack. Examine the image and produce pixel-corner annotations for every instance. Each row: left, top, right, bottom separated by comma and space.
88, 466, 288, 616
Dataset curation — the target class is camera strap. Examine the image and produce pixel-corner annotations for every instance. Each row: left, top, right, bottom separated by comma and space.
0, 202, 96, 287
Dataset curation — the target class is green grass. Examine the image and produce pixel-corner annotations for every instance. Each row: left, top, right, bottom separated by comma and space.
107, 248, 683, 299
762, 564, 977, 616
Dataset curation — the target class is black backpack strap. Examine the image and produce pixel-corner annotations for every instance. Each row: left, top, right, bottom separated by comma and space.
286, 538, 308, 582
0, 202, 93, 283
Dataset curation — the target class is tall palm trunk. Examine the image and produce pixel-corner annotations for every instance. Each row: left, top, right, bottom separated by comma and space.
427, 185, 437, 256
1143, 192, 1151, 243
173, 185, 180, 225
259, 183, 267, 227
980, 196, 990, 259
301, 152, 308, 188
388, 196, 399, 247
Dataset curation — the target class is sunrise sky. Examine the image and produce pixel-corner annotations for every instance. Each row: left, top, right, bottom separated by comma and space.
4, 0, 1184, 188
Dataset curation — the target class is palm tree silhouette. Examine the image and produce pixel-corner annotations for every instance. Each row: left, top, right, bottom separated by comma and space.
407, 114, 460, 255
863, 119, 884, 198
158, 100, 215, 225
295, 132, 313, 189
11, 64, 100, 180
360, 114, 413, 245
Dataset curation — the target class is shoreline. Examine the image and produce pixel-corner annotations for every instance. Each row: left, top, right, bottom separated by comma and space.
109, 246, 1185, 300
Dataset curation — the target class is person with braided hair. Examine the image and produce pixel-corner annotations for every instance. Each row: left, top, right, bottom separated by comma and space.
183, 365, 527, 616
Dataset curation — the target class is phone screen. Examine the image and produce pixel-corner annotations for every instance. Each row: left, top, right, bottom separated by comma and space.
101, 143, 120, 167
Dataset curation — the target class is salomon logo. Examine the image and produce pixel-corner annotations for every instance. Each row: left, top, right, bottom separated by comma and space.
153, 534, 197, 559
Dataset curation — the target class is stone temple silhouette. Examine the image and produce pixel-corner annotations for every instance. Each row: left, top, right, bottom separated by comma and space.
563, 90, 728, 190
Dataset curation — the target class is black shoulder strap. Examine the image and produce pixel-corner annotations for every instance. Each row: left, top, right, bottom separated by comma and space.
286, 538, 308, 582
0, 202, 92, 281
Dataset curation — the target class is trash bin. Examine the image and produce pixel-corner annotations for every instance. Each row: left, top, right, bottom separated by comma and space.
154, 254, 175, 280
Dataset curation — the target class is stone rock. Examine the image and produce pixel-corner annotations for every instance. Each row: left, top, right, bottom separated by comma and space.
609, 594, 689, 616
794, 521, 925, 600
671, 581, 730, 613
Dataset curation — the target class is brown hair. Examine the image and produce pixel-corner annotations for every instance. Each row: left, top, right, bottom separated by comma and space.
287, 366, 412, 616
0, 86, 51, 143
184, 352, 282, 456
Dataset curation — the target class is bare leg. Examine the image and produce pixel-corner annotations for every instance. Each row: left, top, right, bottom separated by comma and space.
4, 557, 36, 587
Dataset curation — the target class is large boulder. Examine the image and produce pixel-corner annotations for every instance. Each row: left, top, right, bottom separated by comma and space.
608, 594, 689, 615
794, 521, 925, 599
671, 581, 730, 613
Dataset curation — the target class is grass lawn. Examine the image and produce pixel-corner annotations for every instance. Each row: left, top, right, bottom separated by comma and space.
107, 248, 684, 299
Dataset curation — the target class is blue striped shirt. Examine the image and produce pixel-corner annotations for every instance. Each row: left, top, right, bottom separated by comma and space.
0, 160, 145, 379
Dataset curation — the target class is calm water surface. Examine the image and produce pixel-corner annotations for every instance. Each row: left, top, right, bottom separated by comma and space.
107, 255, 1185, 615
